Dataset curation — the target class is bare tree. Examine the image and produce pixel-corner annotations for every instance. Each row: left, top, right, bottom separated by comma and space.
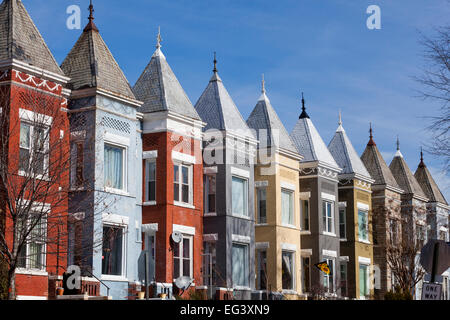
0, 87, 113, 300
416, 26, 450, 171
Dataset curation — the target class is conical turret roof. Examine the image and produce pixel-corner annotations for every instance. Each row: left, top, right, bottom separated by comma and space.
414, 151, 448, 205
61, 3, 135, 100
0, 0, 64, 76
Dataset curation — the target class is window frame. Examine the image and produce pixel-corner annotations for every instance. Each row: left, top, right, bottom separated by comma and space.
281, 189, 295, 227
19, 121, 50, 178
16, 213, 47, 272
256, 187, 267, 224
301, 199, 310, 231
257, 249, 267, 290
302, 256, 311, 293
174, 162, 193, 206
232, 242, 249, 288
145, 159, 157, 203
323, 258, 335, 294
359, 263, 369, 299
204, 174, 216, 214
281, 250, 295, 291
101, 224, 127, 278
173, 234, 194, 280
358, 210, 369, 242
103, 142, 127, 193
339, 207, 346, 240
231, 176, 249, 218
322, 200, 335, 235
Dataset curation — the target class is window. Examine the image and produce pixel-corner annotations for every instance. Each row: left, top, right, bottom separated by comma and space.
174, 163, 192, 204
416, 224, 427, 244
145, 160, 156, 202
282, 251, 295, 290
389, 219, 398, 245
204, 175, 216, 213
104, 144, 125, 190
301, 200, 309, 231
439, 230, 448, 241
232, 177, 248, 217
232, 243, 249, 287
322, 201, 334, 234
102, 226, 124, 276
174, 235, 193, 279
257, 188, 267, 224
17, 214, 46, 270
71, 142, 84, 188
358, 210, 369, 242
302, 257, 310, 293
203, 242, 216, 286
340, 263, 348, 297
19, 122, 48, 175
339, 208, 346, 239
323, 258, 335, 293
359, 264, 369, 298
257, 250, 267, 290
281, 189, 294, 226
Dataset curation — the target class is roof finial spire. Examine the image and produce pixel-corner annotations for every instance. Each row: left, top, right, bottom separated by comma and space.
84, 0, 99, 32
261, 74, 265, 94
419, 147, 426, 168
338, 109, 342, 126
396, 135, 400, 151
299, 92, 310, 119
368, 122, 376, 146
213, 52, 218, 74
156, 26, 162, 49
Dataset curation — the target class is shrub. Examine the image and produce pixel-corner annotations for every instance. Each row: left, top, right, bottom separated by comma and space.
384, 286, 413, 300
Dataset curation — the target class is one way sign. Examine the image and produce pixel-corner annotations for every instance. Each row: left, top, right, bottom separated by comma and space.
421, 283, 442, 300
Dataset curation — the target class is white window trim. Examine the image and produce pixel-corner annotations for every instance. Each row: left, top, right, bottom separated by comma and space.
322, 249, 337, 258
17, 213, 48, 272
145, 159, 157, 203
172, 151, 196, 164
280, 181, 296, 191
358, 257, 371, 265
173, 162, 194, 206
281, 243, 297, 251
321, 192, 336, 202
299, 192, 311, 200
232, 175, 249, 218
301, 249, 313, 257
358, 210, 369, 242
230, 166, 250, 179
19, 108, 53, 126
143, 150, 158, 159
255, 242, 270, 249
339, 207, 347, 240
104, 131, 130, 146
232, 234, 251, 244
142, 223, 158, 234
255, 180, 268, 188
103, 142, 128, 193
357, 202, 370, 211
101, 223, 128, 278
323, 200, 335, 234
173, 234, 194, 280
204, 174, 216, 215
281, 188, 295, 227
173, 224, 195, 236
301, 198, 310, 232
282, 250, 296, 291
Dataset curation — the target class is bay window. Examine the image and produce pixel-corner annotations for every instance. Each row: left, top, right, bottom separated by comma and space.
256, 188, 267, 224
145, 160, 156, 202
173, 235, 193, 279
232, 176, 248, 217
282, 251, 295, 290
358, 210, 369, 242
322, 201, 334, 234
232, 243, 249, 287
102, 225, 124, 276
281, 189, 294, 226
174, 163, 192, 204
104, 144, 125, 191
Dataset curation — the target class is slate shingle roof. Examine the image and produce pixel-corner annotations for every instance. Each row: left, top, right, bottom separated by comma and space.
361, 140, 400, 189
195, 72, 254, 138
290, 115, 339, 169
328, 122, 371, 179
0, 0, 64, 76
246, 91, 298, 153
389, 152, 428, 199
132, 48, 200, 120
61, 17, 135, 100
414, 160, 448, 205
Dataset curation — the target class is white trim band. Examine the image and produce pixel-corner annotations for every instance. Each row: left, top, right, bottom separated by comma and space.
231, 167, 250, 179
322, 249, 337, 258
173, 224, 195, 236
321, 192, 336, 202
357, 202, 370, 211
232, 234, 251, 244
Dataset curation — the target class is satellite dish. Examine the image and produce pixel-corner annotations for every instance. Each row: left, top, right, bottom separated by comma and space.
171, 231, 183, 244
174, 276, 192, 291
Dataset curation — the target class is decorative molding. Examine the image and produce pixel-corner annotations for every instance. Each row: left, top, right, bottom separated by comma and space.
357, 202, 370, 211
19, 108, 53, 126
255, 180, 268, 188
322, 249, 337, 258
173, 224, 195, 236
172, 151, 196, 164
321, 192, 336, 202
358, 257, 371, 265
255, 242, 270, 249
301, 249, 313, 256
338, 201, 347, 207
14, 70, 61, 92
281, 181, 296, 191
143, 150, 158, 159
203, 233, 218, 242
142, 223, 158, 233
232, 234, 251, 244
204, 166, 218, 174
231, 167, 250, 178
299, 192, 311, 200
102, 213, 129, 226
104, 131, 130, 146
339, 256, 350, 262
281, 243, 297, 251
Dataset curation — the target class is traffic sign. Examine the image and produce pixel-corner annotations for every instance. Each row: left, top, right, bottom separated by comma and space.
421, 283, 442, 300
315, 261, 330, 275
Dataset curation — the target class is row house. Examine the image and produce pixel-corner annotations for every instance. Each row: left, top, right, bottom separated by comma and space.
61, 4, 143, 299
290, 97, 342, 297
132, 34, 205, 298
194, 58, 258, 300
388, 140, 429, 299
415, 152, 450, 299
328, 115, 375, 299
0, 0, 70, 299
361, 128, 404, 299
246, 79, 303, 299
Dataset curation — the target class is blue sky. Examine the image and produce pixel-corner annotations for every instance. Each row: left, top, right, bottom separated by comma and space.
23, 0, 450, 200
